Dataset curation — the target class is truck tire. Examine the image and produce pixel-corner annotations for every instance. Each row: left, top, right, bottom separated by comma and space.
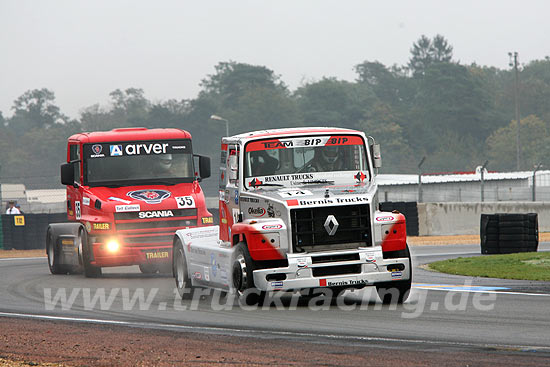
174, 239, 193, 300
46, 228, 70, 275
232, 243, 265, 305
376, 244, 412, 304
80, 229, 102, 278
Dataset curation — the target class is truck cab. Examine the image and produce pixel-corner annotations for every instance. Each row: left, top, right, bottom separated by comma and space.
173, 127, 412, 304
47, 127, 211, 277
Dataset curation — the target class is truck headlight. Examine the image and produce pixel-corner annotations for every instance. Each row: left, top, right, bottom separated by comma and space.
106, 240, 120, 253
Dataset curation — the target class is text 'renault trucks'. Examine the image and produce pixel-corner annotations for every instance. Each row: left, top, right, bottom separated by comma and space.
173, 127, 412, 304
46, 128, 212, 277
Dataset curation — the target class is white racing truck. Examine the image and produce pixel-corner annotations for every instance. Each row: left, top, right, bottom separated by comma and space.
172, 127, 412, 304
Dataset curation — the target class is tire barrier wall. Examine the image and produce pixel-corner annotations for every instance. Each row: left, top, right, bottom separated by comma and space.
480, 213, 538, 254
380, 201, 419, 236
1, 213, 67, 250
418, 202, 550, 235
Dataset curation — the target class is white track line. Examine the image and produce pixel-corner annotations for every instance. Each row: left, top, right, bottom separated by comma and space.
0, 257, 45, 261
0, 311, 549, 352
413, 286, 550, 297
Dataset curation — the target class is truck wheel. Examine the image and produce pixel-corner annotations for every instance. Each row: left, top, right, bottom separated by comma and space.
232, 243, 265, 305
174, 239, 193, 300
46, 228, 70, 275
80, 229, 102, 278
376, 245, 412, 304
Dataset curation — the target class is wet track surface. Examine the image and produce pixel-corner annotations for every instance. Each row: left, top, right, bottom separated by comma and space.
1, 243, 550, 354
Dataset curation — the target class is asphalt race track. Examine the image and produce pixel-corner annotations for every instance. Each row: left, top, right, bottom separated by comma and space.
1, 243, 550, 356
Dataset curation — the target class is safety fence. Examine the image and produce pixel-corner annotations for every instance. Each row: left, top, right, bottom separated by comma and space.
1, 213, 66, 250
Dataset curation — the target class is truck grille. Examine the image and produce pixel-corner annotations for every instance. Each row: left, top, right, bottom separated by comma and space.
114, 209, 197, 247
290, 204, 371, 252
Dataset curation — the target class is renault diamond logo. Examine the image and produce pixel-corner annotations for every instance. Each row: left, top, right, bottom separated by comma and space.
324, 215, 339, 236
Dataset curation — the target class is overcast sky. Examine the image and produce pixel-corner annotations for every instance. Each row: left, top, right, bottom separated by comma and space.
1, 0, 549, 119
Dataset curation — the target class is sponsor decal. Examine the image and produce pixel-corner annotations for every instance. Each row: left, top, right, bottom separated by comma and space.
211, 254, 217, 277
277, 189, 312, 198
293, 197, 369, 206
61, 239, 74, 246
138, 210, 174, 219
93, 222, 110, 230
110, 145, 123, 156
175, 196, 195, 208
218, 190, 225, 201
392, 271, 403, 279
145, 251, 169, 260
234, 190, 239, 204
125, 143, 169, 155
190, 247, 206, 255
108, 196, 131, 204
220, 269, 228, 281
248, 207, 266, 217
172, 145, 187, 150
115, 204, 141, 212
92, 145, 102, 155
297, 258, 308, 268
376, 216, 395, 222
204, 267, 210, 282
247, 136, 364, 152
264, 173, 313, 183
201, 217, 214, 224
355, 171, 367, 182
249, 178, 263, 188
85, 221, 92, 233
240, 196, 260, 203
82, 197, 90, 206
75, 201, 81, 220
320, 279, 368, 287
365, 252, 376, 262
193, 272, 202, 280
267, 202, 280, 218
232, 208, 240, 223
270, 281, 284, 288
127, 189, 171, 204
90, 144, 105, 158
261, 224, 282, 230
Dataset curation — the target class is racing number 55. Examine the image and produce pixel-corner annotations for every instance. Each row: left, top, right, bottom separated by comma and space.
175, 196, 195, 208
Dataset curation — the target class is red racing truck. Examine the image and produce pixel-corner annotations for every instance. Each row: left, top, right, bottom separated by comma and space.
46, 127, 212, 277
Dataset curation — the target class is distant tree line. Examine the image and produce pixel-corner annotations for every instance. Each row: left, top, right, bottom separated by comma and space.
2, 35, 550, 189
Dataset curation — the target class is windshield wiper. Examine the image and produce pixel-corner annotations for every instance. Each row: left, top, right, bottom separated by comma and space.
252, 183, 284, 187
298, 179, 335, 185
147, 180, 177, 186
248, 180, 284, 188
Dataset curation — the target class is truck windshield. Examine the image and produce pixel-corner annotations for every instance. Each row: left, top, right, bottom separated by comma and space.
244, 135, 370, 187
83, 139, 194, 186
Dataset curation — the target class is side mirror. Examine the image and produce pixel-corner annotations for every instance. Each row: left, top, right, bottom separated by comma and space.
60, 163, 75, 186
371, 144, 382, 168
228, 153, 238, 181
198, 155, 211, 179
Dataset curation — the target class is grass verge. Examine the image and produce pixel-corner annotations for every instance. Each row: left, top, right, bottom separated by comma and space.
428, 252, 550, 281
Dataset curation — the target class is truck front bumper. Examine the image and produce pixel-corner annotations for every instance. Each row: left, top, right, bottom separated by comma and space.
92, 243, 172, 267
252, 247, 411, 291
